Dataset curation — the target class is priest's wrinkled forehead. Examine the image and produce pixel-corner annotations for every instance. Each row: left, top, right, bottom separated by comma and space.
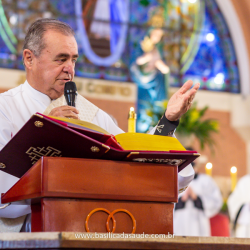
23, 18, 75, 60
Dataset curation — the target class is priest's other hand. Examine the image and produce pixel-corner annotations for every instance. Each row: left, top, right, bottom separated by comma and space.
165, 80, 200, 121
48, 105, 79, 119
181, 188, 190, 202
181, 186, 197, 202
188, 187, 197, 200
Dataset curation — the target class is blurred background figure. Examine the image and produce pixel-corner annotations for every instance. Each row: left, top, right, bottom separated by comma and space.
227, 175, 250, 238
174, 153, 223, 236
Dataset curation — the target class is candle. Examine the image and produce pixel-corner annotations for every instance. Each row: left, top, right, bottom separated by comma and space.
230, 166, 237, 192
128, 107, 137, 133
205, 162, 212, 176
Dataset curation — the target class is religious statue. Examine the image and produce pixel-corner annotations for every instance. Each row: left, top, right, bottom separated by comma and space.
130, 8, 170, 132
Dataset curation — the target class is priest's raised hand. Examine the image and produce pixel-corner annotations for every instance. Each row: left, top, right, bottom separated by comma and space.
154, 80, 200, 136
165, 80, 200, 122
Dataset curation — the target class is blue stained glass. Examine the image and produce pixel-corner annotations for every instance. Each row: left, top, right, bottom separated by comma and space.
183, 0, 239, 93
130, 0, 159, 25
49, 0, 76, 16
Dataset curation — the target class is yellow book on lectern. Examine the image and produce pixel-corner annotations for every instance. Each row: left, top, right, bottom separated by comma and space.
50, 116, 186, 152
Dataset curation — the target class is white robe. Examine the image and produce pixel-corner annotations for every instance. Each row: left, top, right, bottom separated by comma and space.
227, 175, 250, 237
0, 80, 194, 231
174, 174, 223, 236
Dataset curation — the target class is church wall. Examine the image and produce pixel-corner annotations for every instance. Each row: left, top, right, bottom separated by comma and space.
0, 88, 7, 93
230, 0, 250, 82
192, 110, 247, 178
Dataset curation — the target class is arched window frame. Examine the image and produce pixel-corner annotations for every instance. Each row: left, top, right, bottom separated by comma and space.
216, 0, 250, 96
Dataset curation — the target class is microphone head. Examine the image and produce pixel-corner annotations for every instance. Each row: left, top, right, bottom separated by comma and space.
64, 81, 77, 107
64, 81, 77, 93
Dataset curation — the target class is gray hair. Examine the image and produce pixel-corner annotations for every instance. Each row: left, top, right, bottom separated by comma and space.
23, 18, 75, 60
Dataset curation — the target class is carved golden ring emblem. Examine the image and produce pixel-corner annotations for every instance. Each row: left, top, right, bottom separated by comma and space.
34, 121, 44, 127
91, 146, 100, 152
0, 163, 6, 168
85, 208, 136, 234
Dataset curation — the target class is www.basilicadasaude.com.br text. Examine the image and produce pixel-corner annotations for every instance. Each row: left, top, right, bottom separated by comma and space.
75, 232, 175, 239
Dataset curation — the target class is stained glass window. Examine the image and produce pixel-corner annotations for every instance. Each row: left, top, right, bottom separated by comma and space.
0, 0, 239, 93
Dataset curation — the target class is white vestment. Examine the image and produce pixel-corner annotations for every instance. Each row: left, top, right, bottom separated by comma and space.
0, 80, 194, 232
227, 175, 250, 237
174, 174, 222, 236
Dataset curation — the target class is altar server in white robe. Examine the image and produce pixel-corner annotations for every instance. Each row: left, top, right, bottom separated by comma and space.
174, 157, 223, 236
227, 175, 250, 237
0, 18, 200, 232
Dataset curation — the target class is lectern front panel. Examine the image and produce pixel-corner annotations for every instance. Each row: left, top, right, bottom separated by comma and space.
32, 198, 174, 234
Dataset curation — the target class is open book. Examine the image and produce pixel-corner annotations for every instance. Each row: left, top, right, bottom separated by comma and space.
0, 113, 199, 178
48, 115, 187, 152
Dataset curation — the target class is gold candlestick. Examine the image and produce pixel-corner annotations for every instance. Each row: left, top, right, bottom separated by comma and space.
205, 162, 212, 176
230, 166, 237, 192
128, 107, 137, 133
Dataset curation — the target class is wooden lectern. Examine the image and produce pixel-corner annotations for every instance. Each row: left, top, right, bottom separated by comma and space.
1, 157, 178, 234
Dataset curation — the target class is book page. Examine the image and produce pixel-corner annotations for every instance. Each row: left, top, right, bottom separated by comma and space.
49, 116, 110, 135
115, 133, 186, 152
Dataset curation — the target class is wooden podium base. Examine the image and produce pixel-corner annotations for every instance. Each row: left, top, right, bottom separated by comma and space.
31, 198, 174, 234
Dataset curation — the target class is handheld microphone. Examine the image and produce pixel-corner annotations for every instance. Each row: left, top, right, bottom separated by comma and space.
64, 81, 77, 107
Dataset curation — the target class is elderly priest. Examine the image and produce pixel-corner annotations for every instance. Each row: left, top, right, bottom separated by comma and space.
0, 18, 200, 232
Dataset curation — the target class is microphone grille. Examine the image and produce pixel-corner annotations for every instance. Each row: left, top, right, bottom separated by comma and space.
64, 81, 77, 94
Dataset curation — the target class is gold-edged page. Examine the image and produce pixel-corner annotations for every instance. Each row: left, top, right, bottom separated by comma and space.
115, 133, 186, 152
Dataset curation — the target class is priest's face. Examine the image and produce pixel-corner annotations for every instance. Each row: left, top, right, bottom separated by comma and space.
26, 30, 79, 100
